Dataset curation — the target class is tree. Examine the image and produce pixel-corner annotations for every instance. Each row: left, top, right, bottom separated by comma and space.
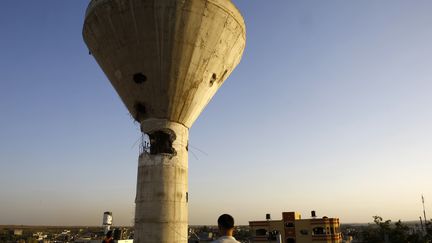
361, 216, 431, 243
425, 221, 432, 242
389, 220, 410, 243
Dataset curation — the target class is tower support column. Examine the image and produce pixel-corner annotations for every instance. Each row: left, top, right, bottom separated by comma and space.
135, 119, 189, 243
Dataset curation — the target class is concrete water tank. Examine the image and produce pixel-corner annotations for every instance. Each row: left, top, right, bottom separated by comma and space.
83, 0, 246, 242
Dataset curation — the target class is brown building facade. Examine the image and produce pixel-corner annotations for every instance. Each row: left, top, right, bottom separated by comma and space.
249, 212, 342, 243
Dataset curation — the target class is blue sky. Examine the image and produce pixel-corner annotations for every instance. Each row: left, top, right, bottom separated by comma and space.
1, 0, 432, 226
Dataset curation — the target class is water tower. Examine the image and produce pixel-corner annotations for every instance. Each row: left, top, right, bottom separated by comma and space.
83, 0, 246, 242
103, 211, 113, 234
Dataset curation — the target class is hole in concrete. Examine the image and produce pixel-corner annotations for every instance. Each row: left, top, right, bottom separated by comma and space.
133, 102, 147, 122
219, 69, 228, 83
140, 133, 150, 154
148, 130, 176, 155
133, 73, 147, 84
209, 73, 217, 86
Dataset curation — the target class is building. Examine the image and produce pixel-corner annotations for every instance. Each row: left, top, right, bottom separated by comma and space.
13, 229, 23, 236
249, 211, 342, 243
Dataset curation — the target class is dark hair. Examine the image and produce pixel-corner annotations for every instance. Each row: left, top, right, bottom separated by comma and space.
106, 230, 113, 238
218, 214, 235, 229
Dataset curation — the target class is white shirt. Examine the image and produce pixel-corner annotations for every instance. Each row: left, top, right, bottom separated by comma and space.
211, 236, 241, 243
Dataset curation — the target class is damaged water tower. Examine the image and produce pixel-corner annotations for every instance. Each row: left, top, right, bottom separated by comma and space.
83, 0, 246, 242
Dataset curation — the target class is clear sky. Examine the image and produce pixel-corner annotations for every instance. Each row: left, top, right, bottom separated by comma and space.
1, 0, 432, 226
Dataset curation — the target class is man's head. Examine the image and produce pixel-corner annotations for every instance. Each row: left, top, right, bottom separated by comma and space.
218, 214, 235, 234
106, 230, 113, 238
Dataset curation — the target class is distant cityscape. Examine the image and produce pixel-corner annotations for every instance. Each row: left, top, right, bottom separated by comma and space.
2, 209, 431, 243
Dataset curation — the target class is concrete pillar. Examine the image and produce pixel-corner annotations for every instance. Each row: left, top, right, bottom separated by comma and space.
135, 119, 189, 243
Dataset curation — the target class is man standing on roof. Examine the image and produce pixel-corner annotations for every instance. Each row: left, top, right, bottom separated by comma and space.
211, 214, 241, 243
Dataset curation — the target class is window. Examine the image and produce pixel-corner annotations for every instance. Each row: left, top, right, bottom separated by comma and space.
287, 238, 296, 243
269, 230, 279, 240
312, 227, 325, 235
285, 222, 295, 228
255, 229, 267, 236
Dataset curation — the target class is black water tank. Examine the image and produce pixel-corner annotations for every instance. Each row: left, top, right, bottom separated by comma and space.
266, 213, 271, 220
311, 210, 316, 218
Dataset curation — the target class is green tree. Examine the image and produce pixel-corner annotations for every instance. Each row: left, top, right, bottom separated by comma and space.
372, 215, 391, 242
425, 221, 432, 242
362, 216, 426, 243
389, 220, 409, 243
